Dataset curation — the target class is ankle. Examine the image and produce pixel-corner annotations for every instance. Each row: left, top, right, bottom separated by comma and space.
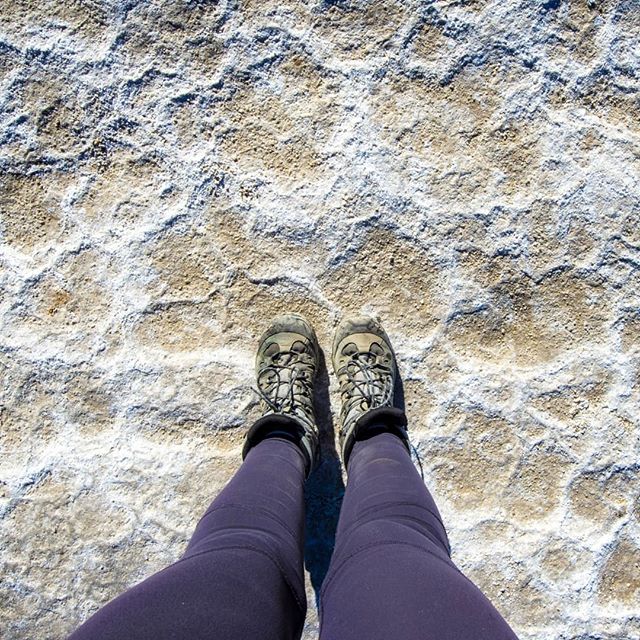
341, 406, 409, 469
348, 429, 409, 471
243, 414, 315, 477
355, 422, 404, 443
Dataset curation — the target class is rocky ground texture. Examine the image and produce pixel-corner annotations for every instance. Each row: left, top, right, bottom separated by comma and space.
1, 1, 639, 638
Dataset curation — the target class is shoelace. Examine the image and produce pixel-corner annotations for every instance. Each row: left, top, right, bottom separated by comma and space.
338, 351, 394, 413
255, 350, 315, 421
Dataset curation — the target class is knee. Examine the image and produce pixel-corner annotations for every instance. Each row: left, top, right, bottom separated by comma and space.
335, 516, 450, 561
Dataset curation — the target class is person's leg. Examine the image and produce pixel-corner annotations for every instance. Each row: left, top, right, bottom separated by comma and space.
323, 315, 519, 639
319, 428, 519, 640
69, 434, 307, 640
70, 313, 322, 640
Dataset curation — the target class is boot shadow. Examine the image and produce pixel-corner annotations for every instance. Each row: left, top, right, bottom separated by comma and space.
303, 342, 415, 605
393, 359, 425, 480
304, 348, 345, 606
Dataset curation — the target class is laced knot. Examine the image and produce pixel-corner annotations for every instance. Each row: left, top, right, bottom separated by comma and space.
255, 347, 315, 424
338, 347, 394, 414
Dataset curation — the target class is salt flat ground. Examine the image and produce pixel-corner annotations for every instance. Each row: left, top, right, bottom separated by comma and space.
1, 1, 639, 638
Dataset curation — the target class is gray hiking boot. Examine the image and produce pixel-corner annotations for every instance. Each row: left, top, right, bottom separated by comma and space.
332, 316, 409, 468
242, 313, 320, 477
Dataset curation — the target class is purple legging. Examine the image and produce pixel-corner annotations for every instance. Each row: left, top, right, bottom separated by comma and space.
69, 429, 519, 640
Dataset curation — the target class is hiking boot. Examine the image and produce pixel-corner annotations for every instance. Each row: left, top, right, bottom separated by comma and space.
332, 316, 409, 469
242, 313, 320, 477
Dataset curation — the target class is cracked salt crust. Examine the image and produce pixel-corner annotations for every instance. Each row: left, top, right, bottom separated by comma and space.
1, 1, 639, 638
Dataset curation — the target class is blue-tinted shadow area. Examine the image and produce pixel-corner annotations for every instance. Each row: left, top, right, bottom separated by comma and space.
303, 350, 345, 605
303, 338, 410, 605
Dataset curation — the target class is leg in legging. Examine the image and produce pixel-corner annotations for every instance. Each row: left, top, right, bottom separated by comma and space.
69, 436, 307, 640
319, 430, 519, 640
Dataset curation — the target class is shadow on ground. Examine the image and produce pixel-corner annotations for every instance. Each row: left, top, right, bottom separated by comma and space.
303, 349, 344, 605
303, 342, 411, 604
